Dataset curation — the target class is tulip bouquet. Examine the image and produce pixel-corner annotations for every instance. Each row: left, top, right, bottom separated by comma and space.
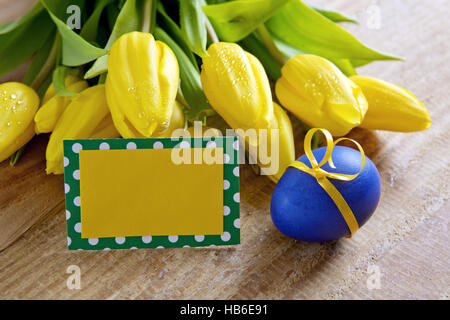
0, 0, 431, 181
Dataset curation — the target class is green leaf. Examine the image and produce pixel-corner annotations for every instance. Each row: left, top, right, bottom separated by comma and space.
180, 0, 208, 57
310, 5, 358, 24
332, 58, 357, 77
202, 0, 290, 42
80, 0, 115, 42
43, 0, 86, 19
350, 59, 372, 68
157, 2, 198, 68
84, 0, 141, 78
52, 66, 79, 96
84, 55, 108, 79
0, 11, 54, 77
10, 146, 26, 166
273, 37, 304, 57
141, 0, 157, 33
36, 73, 53, 99
273, 37, 357, 76
23, 29, 56, 86
41, 0, 107, 66
106, 2, 121, 30
104, 0, 141, 49
154, 27, 212, 120
0, 2, 44, 34
266, 0, 401, 61
240, 34, 281, 80
205, 0, 228, 4
149, 0, 157, 33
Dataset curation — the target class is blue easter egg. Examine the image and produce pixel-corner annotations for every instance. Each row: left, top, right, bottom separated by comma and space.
271, 146, 381, 242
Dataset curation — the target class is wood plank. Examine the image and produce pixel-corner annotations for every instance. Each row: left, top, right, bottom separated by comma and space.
0, 135, 64, 251
0, 0, 448, 299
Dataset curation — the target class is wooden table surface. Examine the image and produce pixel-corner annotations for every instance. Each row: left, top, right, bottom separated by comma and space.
0, 0, 449, 299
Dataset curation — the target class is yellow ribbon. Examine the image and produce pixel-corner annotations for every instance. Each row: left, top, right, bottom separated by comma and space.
288, 128, 366, 237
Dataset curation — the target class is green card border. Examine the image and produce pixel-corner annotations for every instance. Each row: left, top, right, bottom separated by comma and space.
63, 136, 240, 250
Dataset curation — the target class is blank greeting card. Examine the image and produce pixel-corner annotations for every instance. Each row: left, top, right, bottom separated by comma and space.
63, 137, 240, 250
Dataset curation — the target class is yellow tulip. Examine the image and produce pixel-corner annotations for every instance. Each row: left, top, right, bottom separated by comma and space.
350, 75, 431, 132
89, 114, 120, 139
34, 78, 88, 134
46, 85, 120, 174
200, 43, 294, 182
0, 82, 39, 162
269, 102, 295, 182
105, 32, 179, 138
153, 101, 185, 138
276, 54, 368, 136
186, 126, 222, 138
253, 102, 295, 183
42, 74, 80, 104
200, 42, 274, 139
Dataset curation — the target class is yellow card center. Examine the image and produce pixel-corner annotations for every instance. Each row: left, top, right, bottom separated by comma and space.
78, 148, 224, 238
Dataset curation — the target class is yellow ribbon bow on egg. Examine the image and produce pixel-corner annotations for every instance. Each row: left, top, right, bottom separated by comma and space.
289, 128, 366, 236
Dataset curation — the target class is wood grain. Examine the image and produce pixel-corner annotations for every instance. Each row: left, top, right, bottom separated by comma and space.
0, 0, 449, 299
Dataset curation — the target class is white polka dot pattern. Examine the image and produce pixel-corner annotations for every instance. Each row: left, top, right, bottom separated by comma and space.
63, 136, 240, 250
99, 142, 110, 150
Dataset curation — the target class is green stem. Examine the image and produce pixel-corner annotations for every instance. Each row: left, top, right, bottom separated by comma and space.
205, 17, 219, 44
256, 25, 286, 66
311, 133, 323, 150
240, 34, 281, 80
10, 146, 25, 166
299, 121, 323, 150
249, 162, 260, 175
29, 33, 60, 91
176, 89, 190, 109
12, 33, 60, 166
141, 0, 153, 33
176, 91, 190, 130
98, 72, 107, 84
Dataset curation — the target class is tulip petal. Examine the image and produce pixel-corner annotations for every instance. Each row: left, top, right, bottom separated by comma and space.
35, 80, 88, 134
0, 82, 39, 162
276, 54, 367, 136
106, 32, 179, 137
266, 102, 295, 182
46, 85, 112, 174
200, 42, 273, 134
153, 101, 185, 138
351, 75, 431, 132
